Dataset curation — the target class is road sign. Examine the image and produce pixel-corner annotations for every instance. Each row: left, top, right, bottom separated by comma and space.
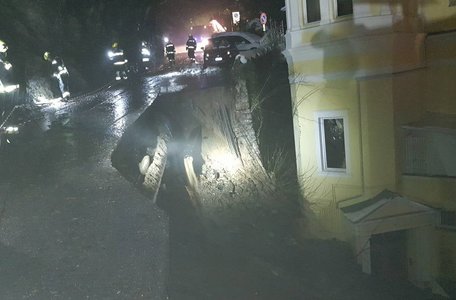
260, 12, 267, 25
232, 11, 240, 24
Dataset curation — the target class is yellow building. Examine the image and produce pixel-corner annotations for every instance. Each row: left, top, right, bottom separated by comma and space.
283, 0, 456, 294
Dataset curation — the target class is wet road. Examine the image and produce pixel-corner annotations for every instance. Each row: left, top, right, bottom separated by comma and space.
0, 75, 175, 299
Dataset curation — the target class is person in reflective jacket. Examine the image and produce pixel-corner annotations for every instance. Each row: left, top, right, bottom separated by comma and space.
0, 40, 18, 94
186, 34, 197, 62
107, 42, 128, 81
43, 51, 70, 99
165, 40, 176, 64
140, 41, 152, 72
0, 40, 11, 72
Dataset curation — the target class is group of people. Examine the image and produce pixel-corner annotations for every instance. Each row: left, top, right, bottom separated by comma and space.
107, 40, 152, 81
164, 34, 198, 65
2, 38, 154, 102
1, 33, 200, 101
0, 39, 70, 100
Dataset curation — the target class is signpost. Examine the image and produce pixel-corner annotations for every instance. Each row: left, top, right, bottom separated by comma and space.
232, 11, 240, 24
260, 12, 267, 32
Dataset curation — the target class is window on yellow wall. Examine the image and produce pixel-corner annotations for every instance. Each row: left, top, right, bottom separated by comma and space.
403, 128, 456, 178
336, 0, 353, 17
316, 111, 349, 174
440, 210, 456, 229
306, 0, 321, 23
402, 112, 456, 178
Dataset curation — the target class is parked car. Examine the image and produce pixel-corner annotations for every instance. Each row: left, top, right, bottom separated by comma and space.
211, 31, 262, 52
202, 37, 239, 69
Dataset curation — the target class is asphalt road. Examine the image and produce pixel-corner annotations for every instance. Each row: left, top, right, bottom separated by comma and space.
0, 75, 170, 299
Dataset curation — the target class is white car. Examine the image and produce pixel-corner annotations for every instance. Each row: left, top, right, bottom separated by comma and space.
210, 32, 262, 52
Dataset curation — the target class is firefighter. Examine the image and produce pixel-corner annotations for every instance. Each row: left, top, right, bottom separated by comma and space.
140, 41, 152, 71
43, 51, 70, 99
186, 34, 197, 62
165, 40, 176, 64
0, 40, 19, 145
107, 42, 128, 81
0, 40, 15, 94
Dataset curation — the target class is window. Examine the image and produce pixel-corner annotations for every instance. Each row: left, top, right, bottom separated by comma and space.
226, 36, 250, 46
403, 128, 456, 178
440, 210, 456, 230
316, 111, 349, 173
306, 0, 321, 23
336, 0, 353, 17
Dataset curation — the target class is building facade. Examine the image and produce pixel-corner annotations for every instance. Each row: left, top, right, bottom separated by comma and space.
283, 0, 456, 294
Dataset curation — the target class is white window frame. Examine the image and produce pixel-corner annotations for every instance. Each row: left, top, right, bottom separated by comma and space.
315, 110, 350, 175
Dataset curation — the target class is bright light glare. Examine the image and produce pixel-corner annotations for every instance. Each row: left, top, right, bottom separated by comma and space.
141, 48, 151, 56
113, 60, 127, 65
35, 96, 65, 108
4, 126, 19, 134
163, 37, 169, 43
209, 150, 240, 173
201, 38, 209, 48
0, 84, 19, 93
112, 91, 127, 137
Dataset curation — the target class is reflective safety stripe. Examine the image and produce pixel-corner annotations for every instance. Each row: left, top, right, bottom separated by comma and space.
0, 84, 19, 93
